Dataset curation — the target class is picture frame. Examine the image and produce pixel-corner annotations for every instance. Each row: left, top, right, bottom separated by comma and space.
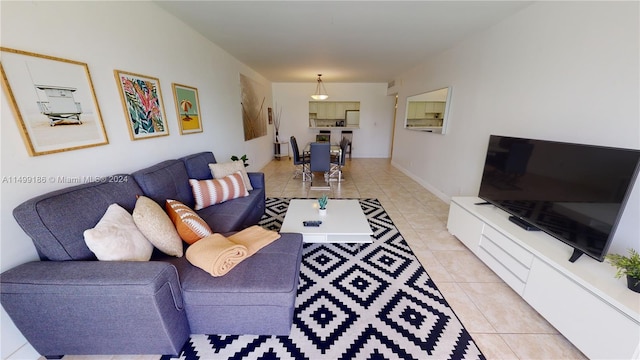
171, 83, 203, 134
0, 47, 109, 156
114, 70, 168, 140
239, 73, 267, 141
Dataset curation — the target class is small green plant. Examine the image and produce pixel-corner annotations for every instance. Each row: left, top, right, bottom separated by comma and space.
318, 194, 328, 210
231, 154, 249, 167
606, 248, 640, 283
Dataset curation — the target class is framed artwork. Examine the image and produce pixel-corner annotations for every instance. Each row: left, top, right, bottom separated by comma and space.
114, 70, 168, 140
239, 73, 267, 141
171, 83, 203, 134
268, 107, 273, 125
0, 47, 108, 156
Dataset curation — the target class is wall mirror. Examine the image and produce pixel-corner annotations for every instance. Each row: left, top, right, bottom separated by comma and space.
404, 87, 451, 134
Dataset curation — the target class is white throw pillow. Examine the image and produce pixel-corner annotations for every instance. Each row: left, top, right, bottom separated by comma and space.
209, 160, 253, 191
132, 196, 183, 257
84, 204, 153, 261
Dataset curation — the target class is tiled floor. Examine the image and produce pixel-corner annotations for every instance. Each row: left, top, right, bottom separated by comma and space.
51, 158, 587, 360
261, 158, 587, 360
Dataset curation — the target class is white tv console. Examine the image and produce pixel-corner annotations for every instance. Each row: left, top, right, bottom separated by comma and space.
447, 197, 640, 360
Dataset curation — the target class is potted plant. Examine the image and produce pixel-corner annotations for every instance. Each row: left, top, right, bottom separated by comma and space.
318, 194, 328, 216
230, 154, 249, 167
606, 248, 640, 293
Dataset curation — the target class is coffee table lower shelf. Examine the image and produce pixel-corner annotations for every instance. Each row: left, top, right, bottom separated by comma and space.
303, 233, 373, 243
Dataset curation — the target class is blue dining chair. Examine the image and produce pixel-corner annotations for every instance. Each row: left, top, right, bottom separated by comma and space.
290, 136, 310, 181
329, 137, 349, 182
310, 142, 331, 189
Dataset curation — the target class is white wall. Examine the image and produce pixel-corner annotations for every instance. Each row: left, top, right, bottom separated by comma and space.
391, 1, 639, 255
0, 2, 274, 358
272, 83, 395, 157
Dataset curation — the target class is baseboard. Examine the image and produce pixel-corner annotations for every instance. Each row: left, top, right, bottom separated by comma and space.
390, 160, 450, 204
5, 342, 39, 360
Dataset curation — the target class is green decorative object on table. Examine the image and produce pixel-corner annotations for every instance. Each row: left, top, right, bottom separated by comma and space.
318, 194, 328, 216
231, 154, 249, 167
606, 248, 640, 293
318, 194, 328, 210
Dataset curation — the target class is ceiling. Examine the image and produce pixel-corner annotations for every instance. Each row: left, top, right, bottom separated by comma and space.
155, 1, 532, 83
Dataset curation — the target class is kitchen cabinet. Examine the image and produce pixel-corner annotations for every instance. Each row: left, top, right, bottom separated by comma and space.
325, 102, 336, 119
309, 101, 361, 127
335, 103, 347, 119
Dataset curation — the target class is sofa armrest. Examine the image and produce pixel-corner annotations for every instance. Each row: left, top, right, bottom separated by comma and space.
248, 172, 265, 189
1, 261, 183, 309
1, 261, 189, 357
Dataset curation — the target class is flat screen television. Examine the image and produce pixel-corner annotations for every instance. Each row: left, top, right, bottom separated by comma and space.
478, 135, 640, 262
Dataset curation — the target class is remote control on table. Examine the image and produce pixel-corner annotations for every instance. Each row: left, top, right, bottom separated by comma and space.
303, 220, 322, 227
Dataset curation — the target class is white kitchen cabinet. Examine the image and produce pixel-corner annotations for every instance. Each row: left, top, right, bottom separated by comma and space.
447, 197, 640, 360
325, 102, 336, 119
316, 103, 327, 119
335, 102, 347, 119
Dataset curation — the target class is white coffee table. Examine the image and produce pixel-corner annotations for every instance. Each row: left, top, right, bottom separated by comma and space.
280, 199, 373, 243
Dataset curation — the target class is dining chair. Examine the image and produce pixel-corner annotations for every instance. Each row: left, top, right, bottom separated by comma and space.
310, 142, 331, 190
329, 137, 349, 182
290, 136, 310, 181
316, 130, 331, 143
341, 130, 353, 158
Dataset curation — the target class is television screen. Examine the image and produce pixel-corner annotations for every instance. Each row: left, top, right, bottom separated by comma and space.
478, 135, 640, 262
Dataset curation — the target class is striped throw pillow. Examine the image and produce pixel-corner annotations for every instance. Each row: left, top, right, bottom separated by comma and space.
165, 199, 213, 244
189, 171, 249, 210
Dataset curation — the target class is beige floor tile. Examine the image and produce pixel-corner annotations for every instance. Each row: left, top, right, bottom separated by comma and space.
432, 250, 503, 283
500, 334, 587, 360
472, 334, 519, 360
436, 282, 497, 333
411, 248, 457, 283
418, 229, 467, 251
459, 282, 558, 334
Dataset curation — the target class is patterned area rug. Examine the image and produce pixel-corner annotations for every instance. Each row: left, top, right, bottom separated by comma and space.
164, 198, 485, 360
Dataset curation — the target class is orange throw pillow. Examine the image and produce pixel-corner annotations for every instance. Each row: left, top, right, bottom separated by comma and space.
165, 199, 213, 244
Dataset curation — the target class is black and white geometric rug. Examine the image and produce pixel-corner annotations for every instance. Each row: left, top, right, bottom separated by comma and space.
164, 198, 485, 360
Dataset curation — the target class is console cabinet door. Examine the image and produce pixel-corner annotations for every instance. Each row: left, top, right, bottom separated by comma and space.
447, 202, 483, 253
524, 258, 640, 360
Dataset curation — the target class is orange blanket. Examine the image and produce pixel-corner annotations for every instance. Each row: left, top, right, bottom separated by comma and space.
186, 234, 248, 277
228, 225, 281, 256
186, 226, 281, 277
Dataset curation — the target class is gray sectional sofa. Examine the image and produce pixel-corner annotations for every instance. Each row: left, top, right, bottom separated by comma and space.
0, 151, 303, 359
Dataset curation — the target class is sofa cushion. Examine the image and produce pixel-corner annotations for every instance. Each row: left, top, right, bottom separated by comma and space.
209, 161, 253, 190
196, 189, 263, 233
181, 152, 217, 180
84, 203, 153, 261
165, 199, 213, 244
189, 172, 248, 210
163, 232, 303, 335
13, 175, 143, 261
168, 233, 302, 306
133, 196, 183, 257
131, 160, 194, 208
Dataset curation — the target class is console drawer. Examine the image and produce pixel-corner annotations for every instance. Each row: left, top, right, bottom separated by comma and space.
482, 225, 534, 267
478, 237, 527, 294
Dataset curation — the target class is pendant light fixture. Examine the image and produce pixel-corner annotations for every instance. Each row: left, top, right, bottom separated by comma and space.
311, 74, 329, 100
